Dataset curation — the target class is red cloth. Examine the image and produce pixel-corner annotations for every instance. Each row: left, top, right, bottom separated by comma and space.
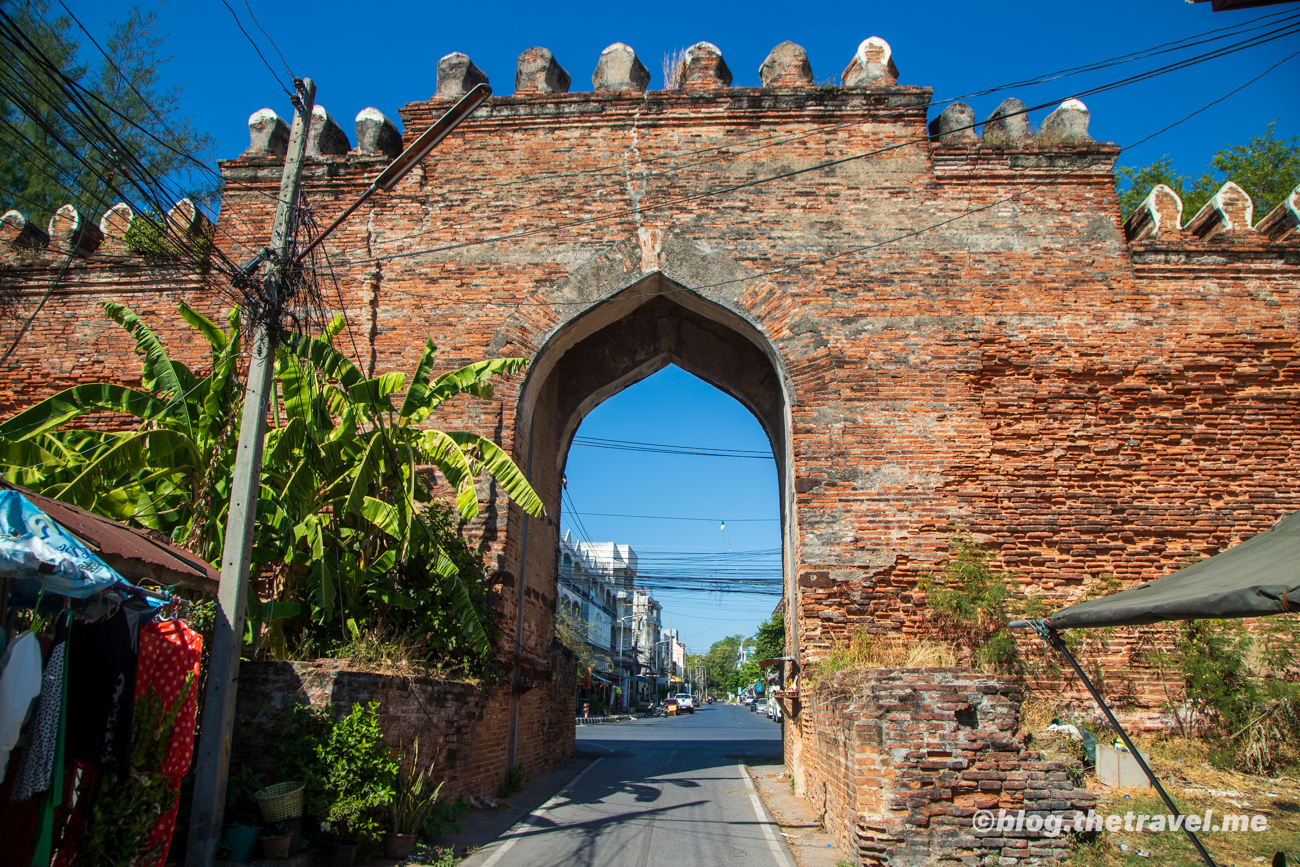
0, 746, 38, 867
134, 620, 203, 867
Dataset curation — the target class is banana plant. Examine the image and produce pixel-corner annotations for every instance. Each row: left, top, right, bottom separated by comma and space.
268, 323, 542, 656
0, 303, 542, 668
0, 301, 244, 562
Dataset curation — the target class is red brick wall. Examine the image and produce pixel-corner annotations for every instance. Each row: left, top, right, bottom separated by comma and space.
791, 668, 1096, 866
2, 69, 1298, 754
233, 659, 576, 799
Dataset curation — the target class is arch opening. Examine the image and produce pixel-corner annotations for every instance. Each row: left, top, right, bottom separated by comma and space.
503, 272, 798, 756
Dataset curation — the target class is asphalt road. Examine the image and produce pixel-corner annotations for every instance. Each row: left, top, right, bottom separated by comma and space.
461, 704, 796, 867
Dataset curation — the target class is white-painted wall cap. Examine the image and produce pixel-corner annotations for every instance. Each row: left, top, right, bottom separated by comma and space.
355, 107, 389, 124
1211, 180, 1253, 227
602, 42, 632, 55
440, 51, 469, 62
248, 108, 281, 126
856, 36, 893, 67
686, 41, 722, 59
99, 202, 134, 234
1059, 98, 1088, 112
1140, 184, 1182, 232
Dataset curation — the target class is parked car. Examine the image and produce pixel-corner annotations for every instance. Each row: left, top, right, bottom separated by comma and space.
673, 693, 695, 714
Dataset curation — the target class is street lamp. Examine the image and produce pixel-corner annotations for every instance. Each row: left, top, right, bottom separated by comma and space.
614, 614, 642, 711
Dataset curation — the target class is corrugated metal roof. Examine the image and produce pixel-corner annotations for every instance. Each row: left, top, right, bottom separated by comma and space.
0, 482, 219, 593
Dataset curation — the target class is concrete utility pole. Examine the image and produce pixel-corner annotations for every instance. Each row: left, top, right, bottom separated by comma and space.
186, 78, 316, 867
181, 82, 490, 864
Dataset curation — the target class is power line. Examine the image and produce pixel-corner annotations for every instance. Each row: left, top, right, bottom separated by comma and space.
342, 8, 1300, 259
572, 435, 773, 459
316, 14, 1300, 270
572, 511, 778, 522
242, 0, 297, 83
219, 0, 293, 97
561, 486, 595, 546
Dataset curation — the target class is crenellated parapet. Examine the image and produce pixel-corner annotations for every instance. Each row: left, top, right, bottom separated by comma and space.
0, 197, 216, 267
1123, 180, 1300, 251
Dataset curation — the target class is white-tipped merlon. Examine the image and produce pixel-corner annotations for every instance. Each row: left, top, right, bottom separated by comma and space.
1058, 98, 1087, 112
440, 51, 469, 63
685, 41, 722, 62
99, 202, 135, 236
1208, 181, 1253, 229
602, 42, 632, 56
855, 36, 892, 70
355, 107, 388, 124
248, 108, 281, 126
1142, 184, 1182, 232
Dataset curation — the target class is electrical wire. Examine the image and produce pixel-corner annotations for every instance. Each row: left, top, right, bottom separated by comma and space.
0, 13, 267, 298
571, 511, 777, 522
242, 0, 297, 83
357, 8, 1300, 256
219, 0, 293, 97
572, 435, 773, 459
316, 13, 1300, 267
35, 1, 300, 221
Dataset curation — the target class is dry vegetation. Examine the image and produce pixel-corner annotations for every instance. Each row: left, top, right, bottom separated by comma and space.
1020, 694, 1300, 867
803, 627, 956, 685
661, 48, 686, 90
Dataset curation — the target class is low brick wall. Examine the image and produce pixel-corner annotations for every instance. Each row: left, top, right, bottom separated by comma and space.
791, 668, 1095, 866
233, 659, 576, 800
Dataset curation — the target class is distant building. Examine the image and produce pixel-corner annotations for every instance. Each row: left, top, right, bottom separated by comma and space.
558, 534, 668, 710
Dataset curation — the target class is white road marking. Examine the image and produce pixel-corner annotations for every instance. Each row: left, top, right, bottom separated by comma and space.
738, 762, 797, 867
476, 757, 603, 867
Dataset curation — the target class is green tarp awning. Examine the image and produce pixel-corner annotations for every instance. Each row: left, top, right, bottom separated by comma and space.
1047, 510, 1300, 629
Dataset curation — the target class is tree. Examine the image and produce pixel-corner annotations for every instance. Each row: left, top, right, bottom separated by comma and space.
0, 302, 543, 672
0, 0, 216, 225
555, 607, 598, 675
1115, 120, 1300, 219
752, 611, 785, 662
702, 635, 743, 695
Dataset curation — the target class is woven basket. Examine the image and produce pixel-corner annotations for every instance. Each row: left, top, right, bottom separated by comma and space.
255, 781, 305, 822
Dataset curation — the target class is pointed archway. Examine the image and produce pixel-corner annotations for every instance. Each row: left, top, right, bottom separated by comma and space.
498, 253, 800, 767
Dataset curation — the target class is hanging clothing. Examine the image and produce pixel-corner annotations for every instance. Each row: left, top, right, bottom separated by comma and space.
66, 608, 136, 775
0, 747, 38, 867
10, 639, 66, 801
135, 619, 203, 867
29, 629, 67, 867
0, 631, 42, 783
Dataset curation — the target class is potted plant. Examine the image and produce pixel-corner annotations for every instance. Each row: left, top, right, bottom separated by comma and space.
259, 822, 292, 859
385, 740, 445, 860
222, 764, 266, 862
284, 702, 396, 865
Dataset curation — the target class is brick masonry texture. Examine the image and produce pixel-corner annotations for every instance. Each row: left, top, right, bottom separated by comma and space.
232, 660, 576, 799
2, 56, 1298, 803
790, 668, 1096, 866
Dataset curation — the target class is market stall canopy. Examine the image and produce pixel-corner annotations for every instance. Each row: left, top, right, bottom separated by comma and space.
1048, 510, 1300, 629
0, 482, 218, 594
0, 487, 122, 597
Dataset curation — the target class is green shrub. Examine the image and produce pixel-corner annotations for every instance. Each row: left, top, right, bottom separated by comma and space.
1158, 617, 1300, 774
280, 701, 398, 845
921, 533, 1040, 675
124, 212, 212, 261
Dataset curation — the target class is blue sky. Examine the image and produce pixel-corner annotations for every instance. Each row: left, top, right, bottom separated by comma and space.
57, 0, 1299, 651
563, 366, 782, 656
65, 0, 1298, 181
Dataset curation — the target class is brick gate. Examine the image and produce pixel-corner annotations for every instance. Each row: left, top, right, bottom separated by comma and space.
2, 36, 1298, 822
